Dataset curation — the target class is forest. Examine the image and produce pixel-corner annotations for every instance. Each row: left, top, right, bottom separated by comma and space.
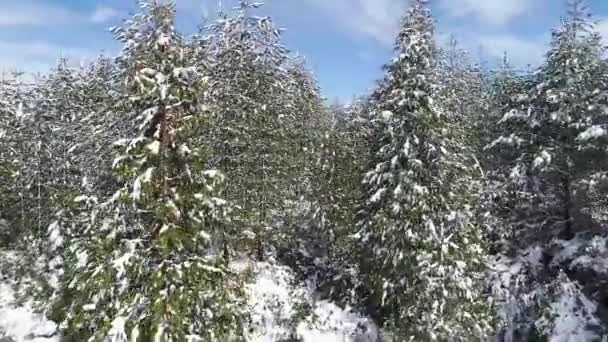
1, 0, 608, 341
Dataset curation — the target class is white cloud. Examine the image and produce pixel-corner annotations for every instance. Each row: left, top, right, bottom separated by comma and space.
90, 6, 121, 24
438, 0, 534, 26
0, 2, 122, 28
0, 3, 76, 27
0, 40, 104, 75
476, 33, 548, 67
301, 0, 548, 67
598, 19, 608, 46
302, 0, 406, 46
0, 40, 93, 60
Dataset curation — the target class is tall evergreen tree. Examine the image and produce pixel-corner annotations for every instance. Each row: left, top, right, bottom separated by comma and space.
0, 72, 30, 243
488, 0, 608, 339
490, 0, 608, 245
203, 1, 296, 260
356, 1, 492, 339
53, 2, 246, 340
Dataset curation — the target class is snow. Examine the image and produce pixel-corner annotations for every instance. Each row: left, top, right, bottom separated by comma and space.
498, 109, 527, 124
381, 110, 393, 121
491, 239, 607, 342
0, 279, 58, 341
75, 250, 88, 269
577, 125, 606, 141
246, 261, 297, 340
107, 316, 128, 342
369, 189, 385, 203
157, 34, 171, 47
113, 252, 134, 279
485, 134, 525, 150
537, 273, 601, 342
82, 304, 95, 311
15, 102, 24, 118
47, 222, 63, 251
113, 138, 129, 147
178, 144, 191, 156
490, 246, 547, 340
509, 164, 526, 180
66, 144, 80, 154
413, 184, 427, 195
532, 150, 552, 169
243, 260, 383, 342
202, 170, 221, 179
142, 167, 155, 182
173, 67, 197, 81
73, 195, 89, 203
145, 141, 160, 155
132, 176, 143, 200
132, 167, 154, 200
551, 236, 608, 275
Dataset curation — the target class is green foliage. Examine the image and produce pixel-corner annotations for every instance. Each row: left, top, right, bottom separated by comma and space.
355, 1, 492, 340
52, 1, 249, 340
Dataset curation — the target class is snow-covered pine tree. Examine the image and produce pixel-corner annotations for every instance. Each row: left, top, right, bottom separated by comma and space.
283, 60, 325, 202
68, 55, 131, 199
318, 98, 370, 236
272, 61, 330, 248
2, 59, 86, 253
35, 59, 85, 229
435, 37, 486, 154
54, 1, 247, 340
7, 60, 94, 307
0, 74, 20, 216
488, 0, 608, 339
356, 1, 492, 340
0, 72, 29, 243
490, 0, 608, 245
203, 1, 295, 260
309, 98, 370, 265
0, 69, 67, 305
287, 97, 371, 306
0, 56, 141, 318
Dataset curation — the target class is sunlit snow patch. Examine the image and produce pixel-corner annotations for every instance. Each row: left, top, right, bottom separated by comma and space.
0, 281, 58, 341
243, 260, 383, 342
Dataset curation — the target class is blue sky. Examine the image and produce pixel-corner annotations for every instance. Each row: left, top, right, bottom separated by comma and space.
1, 0, 607, 100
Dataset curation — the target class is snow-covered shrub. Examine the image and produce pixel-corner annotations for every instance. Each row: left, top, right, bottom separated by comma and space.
536, 272, 603, 342
490, 241, 606, 341
243, 259, 384, 342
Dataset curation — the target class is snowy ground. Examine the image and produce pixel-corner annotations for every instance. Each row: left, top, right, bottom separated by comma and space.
0, 281, 57, 342
0, 254, 381, 342
490, 237, 608, 342
245, 260, 382, 342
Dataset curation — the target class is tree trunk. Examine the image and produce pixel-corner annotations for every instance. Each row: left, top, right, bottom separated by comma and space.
562, 173, 573, 239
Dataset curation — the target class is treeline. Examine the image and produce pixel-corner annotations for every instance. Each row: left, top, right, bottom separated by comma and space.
0, 0, 608, 341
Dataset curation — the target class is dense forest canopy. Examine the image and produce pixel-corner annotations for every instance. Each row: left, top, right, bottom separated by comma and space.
1, 0, 608, 341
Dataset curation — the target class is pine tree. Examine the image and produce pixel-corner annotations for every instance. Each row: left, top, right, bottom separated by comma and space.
53, 2, 246, 340
311, 99, 370, 264
284, 60, 325, 202
273, 61, 330, 249
203, 1, 295, 260
7, 60, 94, 307
356, 1, 492, 339
69, 55, 131, 198
488, 0, 608, 338
0, 72, 29, 243
435, 37, 486, 154
491, 0, 608, 243
0, 56, 142, 315
481, 54, 540, 256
